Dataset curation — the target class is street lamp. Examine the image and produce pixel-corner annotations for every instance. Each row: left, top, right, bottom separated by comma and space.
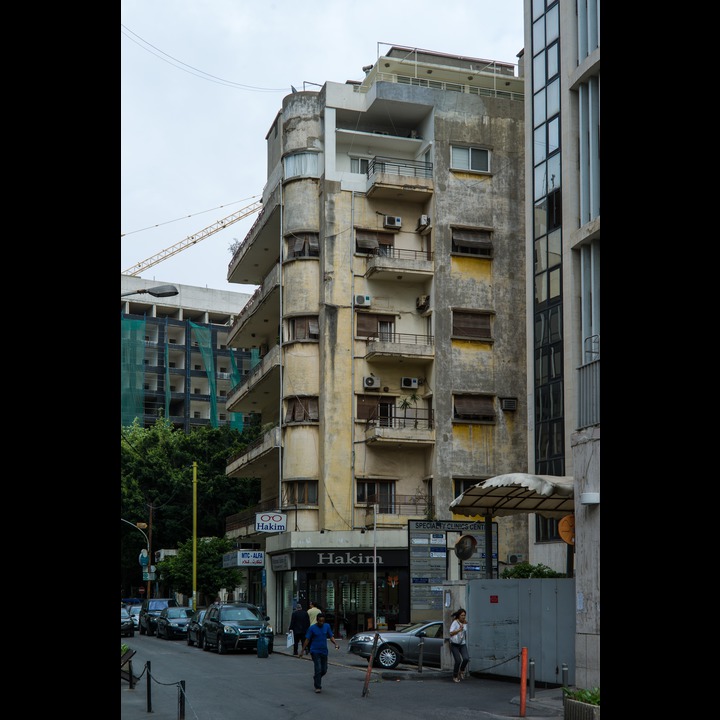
120, 284, 179, 298
121, 518, 150, 596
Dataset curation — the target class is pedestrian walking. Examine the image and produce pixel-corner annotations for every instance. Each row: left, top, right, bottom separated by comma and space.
288, 602, 310, 656
449, 608, 470, 682
302, 613, 339, 693
307, 600, 322, 625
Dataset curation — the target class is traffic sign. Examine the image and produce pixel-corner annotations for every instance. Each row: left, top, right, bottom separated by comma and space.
143, 572, 157, 581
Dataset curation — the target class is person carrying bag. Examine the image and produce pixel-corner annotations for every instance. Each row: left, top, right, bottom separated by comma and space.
449, 608, 470, 682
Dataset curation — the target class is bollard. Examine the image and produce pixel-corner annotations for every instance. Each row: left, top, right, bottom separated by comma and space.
146, 661, 153, 713
178, 680, 185, 720
128, 659, 134, 690
562, 663, 568, 687
528, 658, 535, 699
519, 647, 527, 717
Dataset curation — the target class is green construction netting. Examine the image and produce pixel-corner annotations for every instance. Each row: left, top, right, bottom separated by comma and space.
190, 322, 218, 427
121, 316, 146, 426
228, 348, 245, 431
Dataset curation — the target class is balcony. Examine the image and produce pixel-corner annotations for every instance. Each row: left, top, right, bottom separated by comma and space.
226, 264, 280, 349
225, 425, 281, 484
364, 332, 434, 363
359, 495, 435, 526
365, 247, 434, 281
363, 410, 435, 447
225, 496, 279, 537
226, 344, 281, 416
365, 156, 434, 201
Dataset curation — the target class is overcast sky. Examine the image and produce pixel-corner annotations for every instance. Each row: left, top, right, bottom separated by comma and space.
121, 1, 525, 294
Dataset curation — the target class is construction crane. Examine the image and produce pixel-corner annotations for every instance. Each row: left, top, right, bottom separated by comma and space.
122, 199, 263, 277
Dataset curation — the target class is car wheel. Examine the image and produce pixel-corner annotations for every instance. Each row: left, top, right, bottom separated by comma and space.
198, 634, 204, 649
217, 638, 225, 654
202, 635, 211, 651
376, 644, 400, 669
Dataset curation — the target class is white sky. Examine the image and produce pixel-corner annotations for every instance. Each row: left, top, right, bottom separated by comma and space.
121, 0, 524, 293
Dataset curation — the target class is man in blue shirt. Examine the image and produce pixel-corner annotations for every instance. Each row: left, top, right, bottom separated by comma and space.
302, 613, 339, 693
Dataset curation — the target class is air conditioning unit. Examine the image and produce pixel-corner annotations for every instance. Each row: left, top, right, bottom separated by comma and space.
363, 376, 381, 389
383, 215, 402, 229
355, 294, 372, 307
416, 295, 430, 311
507, 553, 524, 565
418, 214, 430, 227
401, 377, 419, 389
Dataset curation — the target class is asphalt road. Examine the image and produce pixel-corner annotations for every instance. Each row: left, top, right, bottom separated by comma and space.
121, 633, 563, 719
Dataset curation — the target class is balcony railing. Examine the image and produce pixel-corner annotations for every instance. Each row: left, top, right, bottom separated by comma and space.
362, 494, 434, 518
364, 408, 434, 430
365, 332, 434, 346
368, 156, 433, 179
577, 358, 600, 429
367, 247, 434, 261
225, 497, 279, 533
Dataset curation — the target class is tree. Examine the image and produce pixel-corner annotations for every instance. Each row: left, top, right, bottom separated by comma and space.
500, 561, 566, 579
157, 536, 243, 600
120, 418, 262, 597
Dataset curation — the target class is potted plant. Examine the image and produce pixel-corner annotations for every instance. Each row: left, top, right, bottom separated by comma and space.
398, 392, 420, 428
563, 687, 600, 720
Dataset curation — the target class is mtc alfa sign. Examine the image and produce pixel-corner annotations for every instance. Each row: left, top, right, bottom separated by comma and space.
255, 512, 287, 533
223, 550, 265, 568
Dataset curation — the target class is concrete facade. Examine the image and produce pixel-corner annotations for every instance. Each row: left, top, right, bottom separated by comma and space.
223, 45, 528, 640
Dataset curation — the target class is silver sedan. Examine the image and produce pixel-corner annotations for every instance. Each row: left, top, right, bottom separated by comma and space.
347, 620, 445, 669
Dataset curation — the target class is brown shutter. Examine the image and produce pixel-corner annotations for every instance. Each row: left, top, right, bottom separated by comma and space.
357, 313, 379, 336
356, 231, 379, 249
453, 312, 491, 337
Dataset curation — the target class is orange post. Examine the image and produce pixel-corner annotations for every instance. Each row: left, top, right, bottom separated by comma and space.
519, 646, 527, 717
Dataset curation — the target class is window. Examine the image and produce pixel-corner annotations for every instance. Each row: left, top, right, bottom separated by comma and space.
452, 311, 492, 340
284, 396, 319, 423
287, 233, 320, 258
355, 230, 394, 254
284, 152, 319, 179
453, 395, 495, 422
357, 394, 395, 426
289, 316, 319, 341
535, 515, 561, 542
350, 157, 369, 175
451, 145, 490, 173
453, 478, 487, 498
357, 313, 395, 340
357, 480, 395, 513
451, 228, 493, 257
282, 480, 319, 505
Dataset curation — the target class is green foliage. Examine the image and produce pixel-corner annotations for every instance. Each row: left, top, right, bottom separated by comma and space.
121, 643, 129, 655
500, 561, 566, 578
120, 419, 262, 595
156, 535, 243, 599
563, 687, 600, 706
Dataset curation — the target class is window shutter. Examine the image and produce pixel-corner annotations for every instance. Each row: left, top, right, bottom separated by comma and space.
357, 314, 379, 336
356, 231, 379, 249
294, 317, 308, 339
308, 318, 319, 336
293, 235, 306, 253
453, 312, 491, 337
452, 229, 492, 249
454, 395, 495, 417
308, 235, 319, 253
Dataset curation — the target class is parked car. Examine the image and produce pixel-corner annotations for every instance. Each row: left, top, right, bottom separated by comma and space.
127, 604, 141, 630
139, 597, 178, 636
186, 608, 207, 648
157, 606, 194, 640
121, 606, 135, 637
347, 620, 445, 669
202, 602, 273, 655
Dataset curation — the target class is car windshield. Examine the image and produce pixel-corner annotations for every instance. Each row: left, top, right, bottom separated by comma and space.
149, 601, 168, 610
129, 606, 140, 615
220, 607, 261, 622
121, 608, 131, 618
166, 608, 189, 619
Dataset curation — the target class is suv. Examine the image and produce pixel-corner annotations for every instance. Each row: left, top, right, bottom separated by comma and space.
202, 602, 273, 654
139, 597, 178, 636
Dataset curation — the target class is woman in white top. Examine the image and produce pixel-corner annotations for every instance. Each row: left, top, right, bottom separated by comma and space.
449, 608, 470, 682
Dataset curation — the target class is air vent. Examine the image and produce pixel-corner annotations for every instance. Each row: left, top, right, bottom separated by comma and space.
500, 397, 518, 411
355, 295, 372, 307
507, 553, 524, 564
383, 215, 402, 229
363, 376, 381, 389
401, 377, 419, 389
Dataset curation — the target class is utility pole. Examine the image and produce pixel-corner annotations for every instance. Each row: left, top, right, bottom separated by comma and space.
147, 504, 153, 598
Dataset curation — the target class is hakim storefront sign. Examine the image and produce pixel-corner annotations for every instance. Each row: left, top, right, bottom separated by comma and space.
255, 512, 287, 533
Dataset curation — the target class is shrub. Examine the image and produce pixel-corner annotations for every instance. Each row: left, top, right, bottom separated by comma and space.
563, 687, 600, 706
121, 643, 129, 656
500, 561, 566, 578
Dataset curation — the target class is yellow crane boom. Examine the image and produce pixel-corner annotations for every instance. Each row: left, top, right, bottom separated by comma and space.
122, 200, 263, 277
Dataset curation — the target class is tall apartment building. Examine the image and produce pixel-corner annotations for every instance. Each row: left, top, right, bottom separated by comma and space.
523, 0, 600, 688
120, 275, 253, 431
223, 45, 527, 638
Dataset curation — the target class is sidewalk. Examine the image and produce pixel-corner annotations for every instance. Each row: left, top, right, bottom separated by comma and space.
273, 637, 565, 718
